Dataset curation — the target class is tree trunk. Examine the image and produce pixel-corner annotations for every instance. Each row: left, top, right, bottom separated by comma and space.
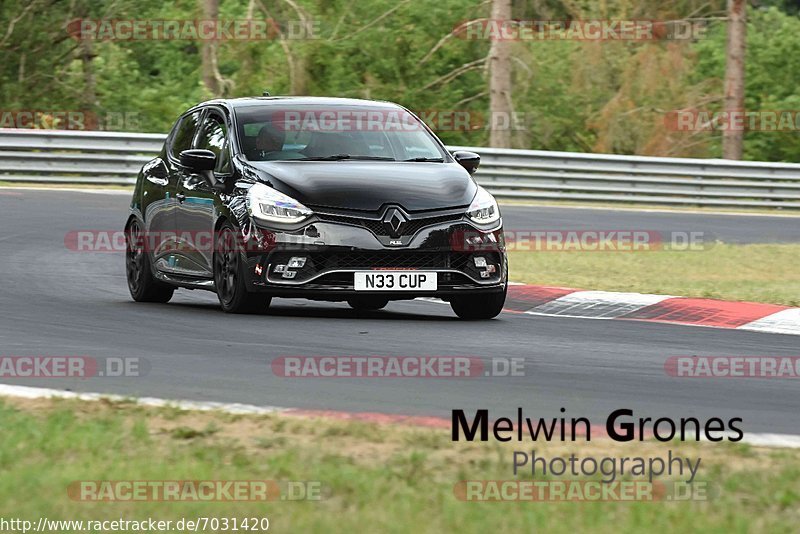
79, 37, 98, 129
200, 0, 221, 97
722, 0, 746, 160
488, 0, 512, 148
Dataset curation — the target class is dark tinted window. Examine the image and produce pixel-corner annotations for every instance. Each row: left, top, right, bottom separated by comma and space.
196, 113, 231, 174
169, 111, 201, 159
234, 105, 446, 162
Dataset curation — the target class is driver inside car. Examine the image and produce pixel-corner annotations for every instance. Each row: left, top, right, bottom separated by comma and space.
254, 123, 285, 158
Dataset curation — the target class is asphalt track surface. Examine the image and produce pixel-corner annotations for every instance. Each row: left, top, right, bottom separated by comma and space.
501, 205, 800, 244
0, 189, 798, 435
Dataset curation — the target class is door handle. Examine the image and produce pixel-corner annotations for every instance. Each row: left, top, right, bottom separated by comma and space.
176, 193, 186, 203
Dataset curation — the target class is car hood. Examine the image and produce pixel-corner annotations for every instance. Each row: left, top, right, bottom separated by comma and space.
246, 160, 477, 212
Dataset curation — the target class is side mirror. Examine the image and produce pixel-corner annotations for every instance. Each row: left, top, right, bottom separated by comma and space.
453, 151, 480, 174
180, 149, 216, 171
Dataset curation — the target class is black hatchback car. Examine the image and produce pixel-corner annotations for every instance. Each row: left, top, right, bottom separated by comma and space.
125, 96, 507, 319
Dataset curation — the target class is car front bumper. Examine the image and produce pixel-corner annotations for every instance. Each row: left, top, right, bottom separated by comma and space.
241, 215, 507, 301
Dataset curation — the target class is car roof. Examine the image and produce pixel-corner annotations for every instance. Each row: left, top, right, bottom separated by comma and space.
192, 96, 405, 113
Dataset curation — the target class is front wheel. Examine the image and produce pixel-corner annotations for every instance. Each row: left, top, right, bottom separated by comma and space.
450, 288, 507, 320
125, 219, 174, 303
214, 224, 271, 314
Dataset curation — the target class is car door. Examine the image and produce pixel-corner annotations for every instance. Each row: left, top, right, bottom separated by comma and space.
174, 107, 234, 277
153, 109, 203, 277
140, 111, 198, 274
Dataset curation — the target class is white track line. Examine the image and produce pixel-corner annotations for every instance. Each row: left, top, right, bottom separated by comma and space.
741, 433, 800, 448
0, 384, 798, 449
0, 384, 286, 415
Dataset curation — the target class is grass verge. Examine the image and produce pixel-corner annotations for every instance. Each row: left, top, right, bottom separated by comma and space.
1, 396, 798, 533
509, 243, 800, 306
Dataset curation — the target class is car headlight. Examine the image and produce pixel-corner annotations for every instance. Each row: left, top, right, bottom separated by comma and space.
247, 182, 312, 224
466, 187, 500, 225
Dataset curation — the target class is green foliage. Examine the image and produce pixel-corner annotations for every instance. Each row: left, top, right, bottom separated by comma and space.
692, 6, 800, 161
1, 1, 799, 160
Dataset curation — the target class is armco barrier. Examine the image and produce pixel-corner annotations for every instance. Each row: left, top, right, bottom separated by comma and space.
1, 129, 799, 209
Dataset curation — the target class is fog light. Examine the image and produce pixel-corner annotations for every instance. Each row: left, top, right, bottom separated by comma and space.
282, 271, 297, 279
486, 265, 496, 274
479, 271, 490, 278
288, 256, 306, 268
474, 257, 487, 268
465, 233, 498, 246
274, 264, 286, 273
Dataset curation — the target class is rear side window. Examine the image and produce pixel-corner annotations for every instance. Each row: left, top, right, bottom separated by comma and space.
196, 113, 232, 174
169, 111, 201, 159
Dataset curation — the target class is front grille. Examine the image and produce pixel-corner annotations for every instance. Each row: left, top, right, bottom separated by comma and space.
316, 211, 464, 237
310, 251, 452, 270
266, 250, 501, 284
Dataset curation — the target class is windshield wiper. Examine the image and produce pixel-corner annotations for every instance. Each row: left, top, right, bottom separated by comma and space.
296, 154, 394, 161
402, 157, 445, 162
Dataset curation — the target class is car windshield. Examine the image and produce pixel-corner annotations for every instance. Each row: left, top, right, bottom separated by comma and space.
235, 104, 447, 162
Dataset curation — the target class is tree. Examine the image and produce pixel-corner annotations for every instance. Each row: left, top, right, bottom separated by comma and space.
488, 0, 512, 148
200, 0, 233, 97
722, 0, 746, 159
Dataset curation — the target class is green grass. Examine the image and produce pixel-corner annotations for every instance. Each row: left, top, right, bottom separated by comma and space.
509, 243, 800, 306
1, 397, 799, 533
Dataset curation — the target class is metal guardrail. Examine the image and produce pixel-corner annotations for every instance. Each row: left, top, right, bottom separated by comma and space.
2, 129, 800, 209
0, 130, 164, 184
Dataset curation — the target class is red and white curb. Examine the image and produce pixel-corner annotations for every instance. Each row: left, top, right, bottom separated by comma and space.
504, 285, 800, 336
1, 384, 798, 449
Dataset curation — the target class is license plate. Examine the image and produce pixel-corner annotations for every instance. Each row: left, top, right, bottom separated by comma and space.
354, 271, 437, 291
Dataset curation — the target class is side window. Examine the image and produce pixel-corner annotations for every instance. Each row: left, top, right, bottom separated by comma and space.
169, 111, 201, 159
196, 113, 232, 174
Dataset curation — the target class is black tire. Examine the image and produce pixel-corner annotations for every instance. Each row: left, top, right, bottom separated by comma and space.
214, 224, 271, 314
347, 297, 389, 311
125, 218, 175, 303
450, 287, 507, 320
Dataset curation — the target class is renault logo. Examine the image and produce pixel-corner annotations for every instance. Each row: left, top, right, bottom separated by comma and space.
382, 208, 407, 237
